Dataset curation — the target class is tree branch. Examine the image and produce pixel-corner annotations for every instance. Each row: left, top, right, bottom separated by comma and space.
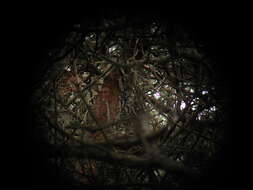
47, 143, 200, 179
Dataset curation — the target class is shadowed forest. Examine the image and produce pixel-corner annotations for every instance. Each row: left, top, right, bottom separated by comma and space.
21, 8, 238, 190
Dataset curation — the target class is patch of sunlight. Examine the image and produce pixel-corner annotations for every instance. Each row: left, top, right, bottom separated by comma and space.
202, 90, 208, 95
108, 45, 117, 53
180, 101, 186, 110
64, 65, 71, 71
154, 92, 160, 99
210, 106, 216, 111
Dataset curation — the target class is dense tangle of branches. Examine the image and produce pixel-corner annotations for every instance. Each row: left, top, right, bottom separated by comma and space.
32, 16, 227, 189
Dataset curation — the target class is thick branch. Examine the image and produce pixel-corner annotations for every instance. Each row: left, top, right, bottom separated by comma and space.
48, 143, 199, 179
107, 127, 165, 147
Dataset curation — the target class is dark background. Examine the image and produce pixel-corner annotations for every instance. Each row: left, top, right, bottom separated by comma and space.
8, 5, 243, 190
